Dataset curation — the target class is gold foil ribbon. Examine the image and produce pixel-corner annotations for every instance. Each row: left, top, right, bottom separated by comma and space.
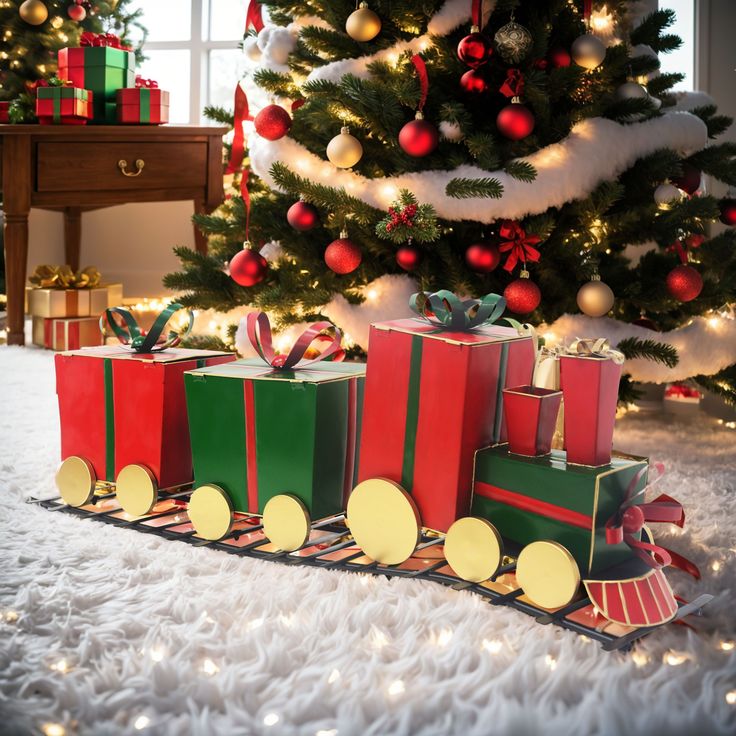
29, 265, 101, 290
564, 337, 625, 365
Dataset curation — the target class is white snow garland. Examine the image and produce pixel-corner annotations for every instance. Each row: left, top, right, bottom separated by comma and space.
249, 111, 707, 222
543, 313, 736, 383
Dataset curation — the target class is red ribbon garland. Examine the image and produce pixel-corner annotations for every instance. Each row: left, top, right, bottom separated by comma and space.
471, 0, 483, 28
411, 55, 429, 113
241, 169, 251, 242
226, 84, 250, 175
498, 220, 541, 271
500, 69, 524, 99
583, 0, 592, 20
246, 312, 345, 370
80, 31, 131, 50
604, 463, 686, 569
245, 0, 265, 33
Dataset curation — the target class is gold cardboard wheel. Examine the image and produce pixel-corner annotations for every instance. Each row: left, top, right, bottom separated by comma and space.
444, 517, 503, 583
262, 494, 311, 552
56, 456, 96, 507
188, 484, 234, 541
516, 540, 581, 609
347, 478, 421, 565
116, 464, 158, 517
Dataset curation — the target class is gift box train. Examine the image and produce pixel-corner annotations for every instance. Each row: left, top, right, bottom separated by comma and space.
51, 292, 706, 642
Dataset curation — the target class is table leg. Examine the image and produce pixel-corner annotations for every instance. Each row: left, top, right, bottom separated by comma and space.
3, 135, 31, 346
64, 207, 82, 272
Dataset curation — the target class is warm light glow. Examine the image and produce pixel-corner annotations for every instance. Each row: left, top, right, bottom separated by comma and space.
316, 730, 338, 736
707, 316, 721, 328
727, 691, 736, 705
366, 289, 378, 301
263, 713, 280, 726
632, 650, 649, 667
134, 715, 150, 730
387, 680, 405, 696
149, 647, 165, 662
202, 658, 219, 676
327, 668, 341, 684
50, 659, 69, 673
720, 641, 735, 652
433, 628, 453, 647
590, 6, 614, 33
41, 724, 65, 736
370, 627, 390, 650
664, 650, 689, 666
381, 184, 398, 201
712, 560, 722, 572
247, 617, 264, 631
4, 610, 18, 623
482, 639, 502, 654
543, 331, 557, 343
545, 654, 557, 671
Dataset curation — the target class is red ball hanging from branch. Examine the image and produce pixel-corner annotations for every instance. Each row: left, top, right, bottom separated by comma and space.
67, 2, 86, 21
287, 200, 320, 231
548, 47, 571, 68
719, 197, 736, 226
457, 0, 491, 68
254, 104, 292, 140
672, 162, 702, 195
666, 264, 703, 302
325, 229, 362, 274
460, 68, 489, 94
229, 244, 268, 287
396, 241, 422, 271
398, 55, 438, 157
465, 240, 500, 272
496, 69, 534, 140
504, 270, 541, 314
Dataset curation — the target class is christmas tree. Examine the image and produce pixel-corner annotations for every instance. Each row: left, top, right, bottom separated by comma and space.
165, 0, 736, 404
0, 0, 145, 121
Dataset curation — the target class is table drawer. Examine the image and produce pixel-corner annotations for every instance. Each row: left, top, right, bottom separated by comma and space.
36, 141, 207, 192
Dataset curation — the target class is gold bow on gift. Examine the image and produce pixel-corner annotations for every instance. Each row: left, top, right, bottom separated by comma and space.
564, 337, 625, 365
29, 265, 101, 289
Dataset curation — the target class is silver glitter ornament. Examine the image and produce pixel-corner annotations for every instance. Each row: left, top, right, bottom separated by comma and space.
494, 19, 533, 64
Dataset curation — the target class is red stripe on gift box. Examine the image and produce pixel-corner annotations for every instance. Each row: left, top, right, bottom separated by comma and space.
244, 378, 259, 514
474, 481, 594, 529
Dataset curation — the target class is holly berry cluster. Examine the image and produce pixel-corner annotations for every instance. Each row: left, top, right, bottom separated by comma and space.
385, 203, 418, 233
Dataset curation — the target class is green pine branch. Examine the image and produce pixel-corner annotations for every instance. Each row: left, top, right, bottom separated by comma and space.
617, 337, 679, 368
445, 177, 504, 199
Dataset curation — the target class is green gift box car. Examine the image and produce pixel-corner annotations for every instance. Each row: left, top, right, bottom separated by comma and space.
183, 357, 365, 545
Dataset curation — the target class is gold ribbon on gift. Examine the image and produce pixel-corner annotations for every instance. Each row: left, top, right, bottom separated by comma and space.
563, 337, 625, 365
29, 265, 101, 290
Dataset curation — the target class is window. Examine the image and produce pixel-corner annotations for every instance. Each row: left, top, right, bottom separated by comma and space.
658, 0, 695, 91
129, 0, 249, 123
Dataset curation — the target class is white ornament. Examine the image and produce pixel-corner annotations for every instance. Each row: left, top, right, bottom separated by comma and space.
654, 182, 684, 209
326, 127, 363, 169
571, 33, 606, 70
617, 81, 648, 100
259, 240, 283, 262
243, 36, 262, 63
257, 25, 297, 66
439, 120, 464, 142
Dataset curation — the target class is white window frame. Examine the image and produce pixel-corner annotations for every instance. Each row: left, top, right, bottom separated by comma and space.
140, 0, 243, 124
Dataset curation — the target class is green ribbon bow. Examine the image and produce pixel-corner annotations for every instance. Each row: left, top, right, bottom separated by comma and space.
409, 290, 523, 332
101, 303, 194, 353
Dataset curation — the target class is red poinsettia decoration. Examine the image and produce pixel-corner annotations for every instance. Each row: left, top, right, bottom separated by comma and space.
498, 220, 541, 271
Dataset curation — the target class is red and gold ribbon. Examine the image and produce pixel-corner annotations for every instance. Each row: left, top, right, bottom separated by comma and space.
246, 312, 345, 370
498, 220, 541, 272
245, 0, 265, 33
80, 31, 130, 50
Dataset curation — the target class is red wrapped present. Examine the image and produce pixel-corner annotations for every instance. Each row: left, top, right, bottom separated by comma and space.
559, 338, 624, 467
358, 290, 536, 532
55, 305, 235, 503
33, 316, 104, 351
503, 385, 562, 456
116, 82, 169, 125
36, 84, 93, 125
0, 101, 10, 123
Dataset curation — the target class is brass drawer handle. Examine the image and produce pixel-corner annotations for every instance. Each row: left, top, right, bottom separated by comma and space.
118, 158, 145, 177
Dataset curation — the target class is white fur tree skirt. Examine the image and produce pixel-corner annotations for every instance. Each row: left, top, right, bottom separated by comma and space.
0, 346, 734, 736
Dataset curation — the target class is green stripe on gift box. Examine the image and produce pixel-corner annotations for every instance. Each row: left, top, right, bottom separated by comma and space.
104, 358, 115, 481
400, 335, 423, 492
140, 88, 151, 123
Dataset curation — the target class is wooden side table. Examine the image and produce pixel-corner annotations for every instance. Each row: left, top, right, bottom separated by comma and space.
0, 124, 228, 345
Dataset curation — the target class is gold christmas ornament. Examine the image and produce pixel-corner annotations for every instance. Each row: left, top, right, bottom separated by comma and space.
571, 33, 606, 70
346, 2, 382, 42
654, 181, 684, 209
577, 275, 615, 317
56, 456, 96, 508
326, 126, 363, 168
19, 0, 48, 25
188, 484, 234, 541
347, 478, 421, 565
516, 540, 581, 609
494, 18, 533, 64
262, 494, 311, 552
444, 517, 503, 583
116, 464, 158, 517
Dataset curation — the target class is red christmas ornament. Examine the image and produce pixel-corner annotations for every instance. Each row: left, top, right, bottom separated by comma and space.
399, 116, 438, 157
457, 32, 492, 68
396, 242, 422, 271
496, 102, 535, 140
287, 200, 320, 231
548, 47, 571, 68
672, 163, 701, 195
460, 69, 489, 94
325, 231, 362, 274
719, 197, 736, 226
465, 241, 500, 273
633, 315, 658, 330
67, 3, 86, 20
666, 264, 703, 302
254, 104, 292, 141
684, 233, 705, 249
503, 272, 541, 314
229, 246, 268, 287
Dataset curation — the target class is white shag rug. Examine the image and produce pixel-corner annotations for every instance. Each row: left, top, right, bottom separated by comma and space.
0, 346, 734, 736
